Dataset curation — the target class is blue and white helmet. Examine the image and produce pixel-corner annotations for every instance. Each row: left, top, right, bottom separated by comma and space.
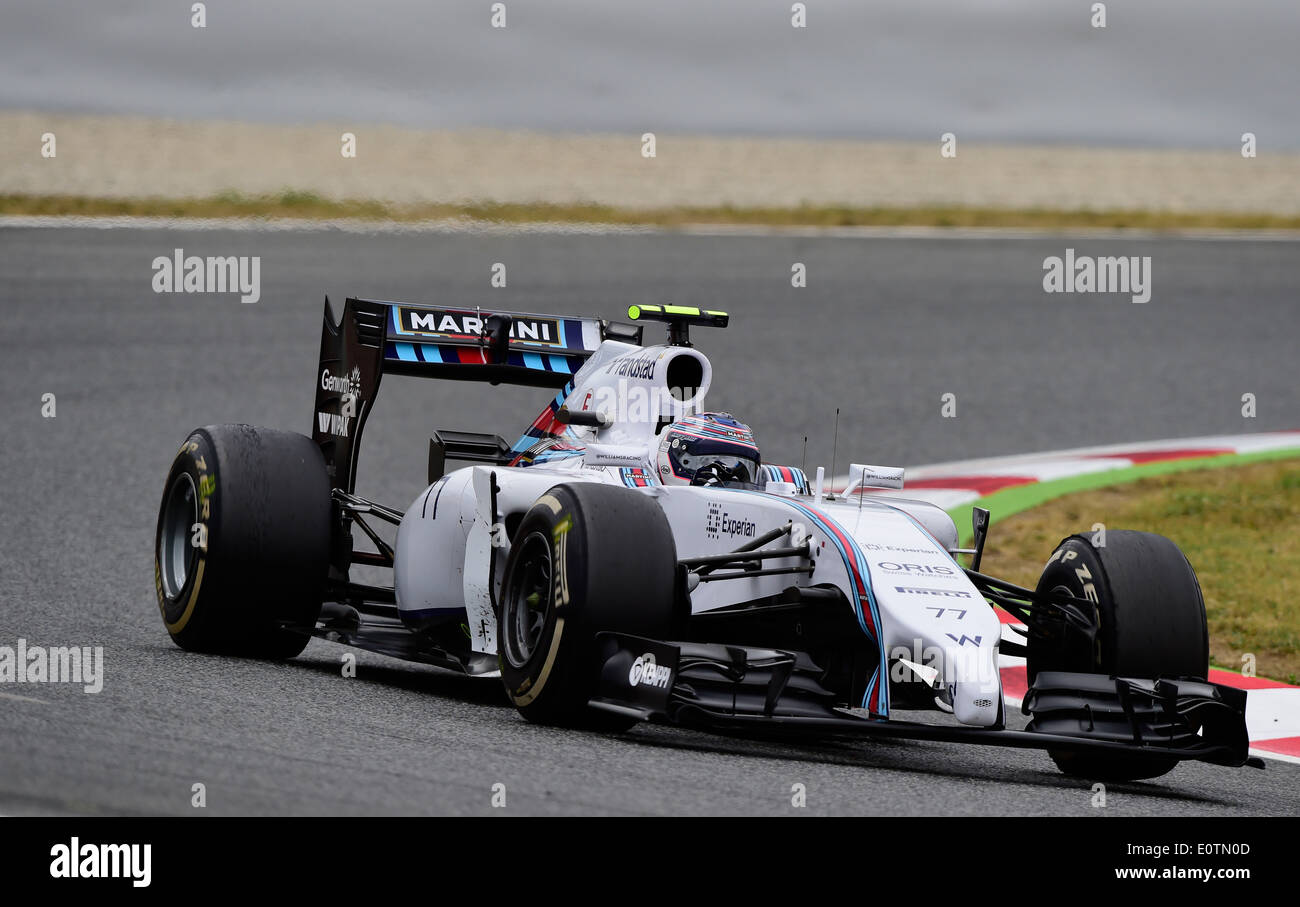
656, 412, 760, 486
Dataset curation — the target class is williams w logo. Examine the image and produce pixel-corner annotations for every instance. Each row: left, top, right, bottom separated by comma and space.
317, 411, 350, 438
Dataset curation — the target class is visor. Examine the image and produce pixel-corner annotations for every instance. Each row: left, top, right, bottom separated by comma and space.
670, 437, 760, 483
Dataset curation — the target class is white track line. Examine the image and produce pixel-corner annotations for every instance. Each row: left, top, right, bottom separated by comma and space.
4, 214, 1300, 241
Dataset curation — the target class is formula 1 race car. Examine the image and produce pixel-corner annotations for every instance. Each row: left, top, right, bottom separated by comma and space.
154, 298, 1259, 781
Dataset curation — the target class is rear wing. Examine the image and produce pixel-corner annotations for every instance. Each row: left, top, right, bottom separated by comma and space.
312, 297, 642, 491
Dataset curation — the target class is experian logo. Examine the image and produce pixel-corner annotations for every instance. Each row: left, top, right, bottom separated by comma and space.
705, 505, 757, 540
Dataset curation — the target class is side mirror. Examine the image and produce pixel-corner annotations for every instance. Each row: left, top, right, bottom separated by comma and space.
428, 437, 446, 484
971, 507, 990, 572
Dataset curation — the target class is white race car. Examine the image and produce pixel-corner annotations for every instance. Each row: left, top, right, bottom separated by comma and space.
154, 299, 1257, 782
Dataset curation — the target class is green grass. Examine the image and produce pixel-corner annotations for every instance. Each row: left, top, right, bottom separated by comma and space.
980, 458, 1300, 682
5, 191, 1300, 231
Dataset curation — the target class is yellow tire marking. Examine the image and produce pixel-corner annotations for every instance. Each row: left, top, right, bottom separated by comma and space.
510, 491, 570, 707
163, 558, 205, 634
512, 617, 564, 707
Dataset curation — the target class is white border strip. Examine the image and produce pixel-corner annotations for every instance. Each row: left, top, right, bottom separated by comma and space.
4, 214, 1300, 242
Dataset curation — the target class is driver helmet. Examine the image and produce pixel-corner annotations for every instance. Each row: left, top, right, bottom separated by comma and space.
656, 412, 760, 486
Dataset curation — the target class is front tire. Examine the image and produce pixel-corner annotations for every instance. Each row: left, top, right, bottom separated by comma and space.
497, 483, 679, 729
154, 424, 330, 658
1028, 530, 1208, 781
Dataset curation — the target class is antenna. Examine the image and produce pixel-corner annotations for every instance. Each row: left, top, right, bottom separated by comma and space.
829, 408, 840, 500
801, 436, 808, 476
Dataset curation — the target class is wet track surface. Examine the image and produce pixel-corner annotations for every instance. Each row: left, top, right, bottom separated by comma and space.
1, 225, 1298, 815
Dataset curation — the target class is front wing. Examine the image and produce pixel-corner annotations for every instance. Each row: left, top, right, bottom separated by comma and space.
588, 634, 1260, 770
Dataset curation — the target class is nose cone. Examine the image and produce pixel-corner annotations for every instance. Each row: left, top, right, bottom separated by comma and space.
951, 647, 1003, 726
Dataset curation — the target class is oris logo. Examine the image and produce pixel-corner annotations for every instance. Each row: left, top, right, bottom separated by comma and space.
876, 562, 955, 576
629, 653, 672, 689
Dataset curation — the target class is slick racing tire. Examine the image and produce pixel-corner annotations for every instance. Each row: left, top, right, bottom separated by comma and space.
498, 483, 679, 730
1028, 530, 1208, 782
155, 424, 330, 658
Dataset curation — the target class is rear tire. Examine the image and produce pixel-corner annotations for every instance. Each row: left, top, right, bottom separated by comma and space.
497, 483, 678, 730
1028, 530, 1208, 781
154, 424, 330, 658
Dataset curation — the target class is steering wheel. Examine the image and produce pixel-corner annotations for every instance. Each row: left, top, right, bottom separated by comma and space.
690, 461, 751, 487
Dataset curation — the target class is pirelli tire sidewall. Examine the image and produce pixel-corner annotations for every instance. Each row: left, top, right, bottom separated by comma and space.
1029, 530, 1209, 781
498, 483, 678, 728
1029, 531, 1209, 682
154, 424, 330, 657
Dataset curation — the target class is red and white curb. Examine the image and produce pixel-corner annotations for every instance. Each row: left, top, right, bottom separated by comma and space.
849, 429, 1300, 512
842, 431, 1300, 765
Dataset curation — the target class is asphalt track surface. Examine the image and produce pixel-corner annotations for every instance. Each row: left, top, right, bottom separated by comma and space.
1, 224, 1298, 816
